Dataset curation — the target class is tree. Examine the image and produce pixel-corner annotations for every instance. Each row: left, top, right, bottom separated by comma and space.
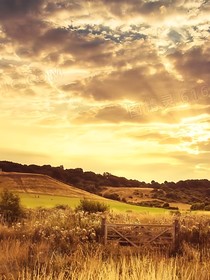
0, 189, 24, 224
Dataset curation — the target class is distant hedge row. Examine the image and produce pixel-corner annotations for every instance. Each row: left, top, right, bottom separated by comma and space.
190, 202, 210, 211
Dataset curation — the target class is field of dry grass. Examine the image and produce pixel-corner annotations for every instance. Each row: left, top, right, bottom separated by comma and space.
0, 172, 100, 199
0, 173, 192, 212
0, 173, 169, 213
100, 187, 153, 201
0, 207, 209, 279
0, 174, 209, 279
100, 186, 191, 210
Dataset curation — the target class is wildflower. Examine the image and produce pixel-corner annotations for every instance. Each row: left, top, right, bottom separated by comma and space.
90, 232, 96, 240
82, 229, 87, 235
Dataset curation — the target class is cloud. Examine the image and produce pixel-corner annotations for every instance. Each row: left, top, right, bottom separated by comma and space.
168, 30, 183, 44
80, 64, 182, 102
126, 131, 188, 145
67, 24, 147, 43
3, 18, 48, 45
95, 105, 131, 123
45, 0, 82, 14
0, 0, 210, 183
86, 0, 205, 23
0, 0, 44, 20
169, 45, 210, 80
72, 104, 139, 124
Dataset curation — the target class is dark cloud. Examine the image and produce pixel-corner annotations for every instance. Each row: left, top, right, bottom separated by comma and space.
95, 105, 131, 123
3, 18, 48, 44
45, 0, 81, 14
71, 104, 147, 124
134, 1, 169, 14
169, 46, 210, 80
0, 0, 44, 20
0, 58, 22, 69
67, 24, 147, 43
0, 1, 48, 60
168, 30, 183, 44
200, 0, 210, 12
33, 26, 115, 65
80, 65, 181, 103
2, 20, 115, 66
61, 83, 82, 92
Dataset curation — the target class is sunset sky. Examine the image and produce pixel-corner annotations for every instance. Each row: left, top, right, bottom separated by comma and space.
0, 0, 210, 183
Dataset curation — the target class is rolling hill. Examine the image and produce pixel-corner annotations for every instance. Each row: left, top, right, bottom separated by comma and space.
0, 172, 100, 199
99, 186, 191, 210
0, 161, 210, 209
0, 171, 167, 213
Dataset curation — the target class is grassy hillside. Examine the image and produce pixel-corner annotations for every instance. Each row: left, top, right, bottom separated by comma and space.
0, 172, 99, 199
17, 193, 167, 213
100, 186, 191, 210
1, 161, 210, 207
0, 172, 167, 213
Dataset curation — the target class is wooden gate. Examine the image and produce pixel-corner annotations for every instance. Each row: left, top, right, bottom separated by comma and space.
101, 218, 180, 251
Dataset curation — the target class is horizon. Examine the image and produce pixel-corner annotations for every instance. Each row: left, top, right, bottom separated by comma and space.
1, 159, 209, 185
0, 1, 210, 183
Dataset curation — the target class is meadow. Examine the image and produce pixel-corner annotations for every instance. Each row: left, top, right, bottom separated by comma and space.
18, 192, 168, 213
0, 204, 210, 280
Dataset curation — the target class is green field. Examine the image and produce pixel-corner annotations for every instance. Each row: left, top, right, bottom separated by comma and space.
18, 193, 168, 213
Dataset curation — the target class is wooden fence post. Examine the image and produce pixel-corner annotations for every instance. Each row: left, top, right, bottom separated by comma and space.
173, 219, 180, 253
101, 217, 107, 245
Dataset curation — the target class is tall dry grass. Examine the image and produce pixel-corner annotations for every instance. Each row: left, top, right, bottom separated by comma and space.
0, 207, 209, 280
15, 248, 210, 280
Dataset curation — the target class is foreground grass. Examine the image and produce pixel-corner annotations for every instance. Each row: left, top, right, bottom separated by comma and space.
18, 193, 167, 213
16, 251, 210, 280
0, 208, 209, 279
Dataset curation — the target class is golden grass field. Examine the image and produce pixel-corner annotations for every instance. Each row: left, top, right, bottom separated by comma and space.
0, 173, 209, 279
0, 172, 100, 198
100, 186, 191, 210
0, 208, 209, 280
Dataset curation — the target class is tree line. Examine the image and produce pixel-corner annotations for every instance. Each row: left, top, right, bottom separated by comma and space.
0, 161, 209, 204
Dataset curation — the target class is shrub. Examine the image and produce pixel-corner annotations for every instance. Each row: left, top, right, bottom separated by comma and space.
0, 189, 24, 224
204, 204, 210, 211
103, 193, 120, 201
167, 206, 179, 210
190, 203, 205, 211
137, 200, 163, 208
165, 192, 180, 200
75, 199, 109, 213
162, 202, 170, 208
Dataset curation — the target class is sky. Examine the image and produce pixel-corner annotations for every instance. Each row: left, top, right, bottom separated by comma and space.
0, 0, 210, 183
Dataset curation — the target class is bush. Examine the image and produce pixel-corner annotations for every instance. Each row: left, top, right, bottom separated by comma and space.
103, 193, 120, 201
0, 189, 24, 224
137, 200, 163, 208
167, 206, 179, 210
165, 192, 180, 200
75, 199, 109, 213
204, 204, 210, 211
190, 203, 205, 211
162, 202, 170, 208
